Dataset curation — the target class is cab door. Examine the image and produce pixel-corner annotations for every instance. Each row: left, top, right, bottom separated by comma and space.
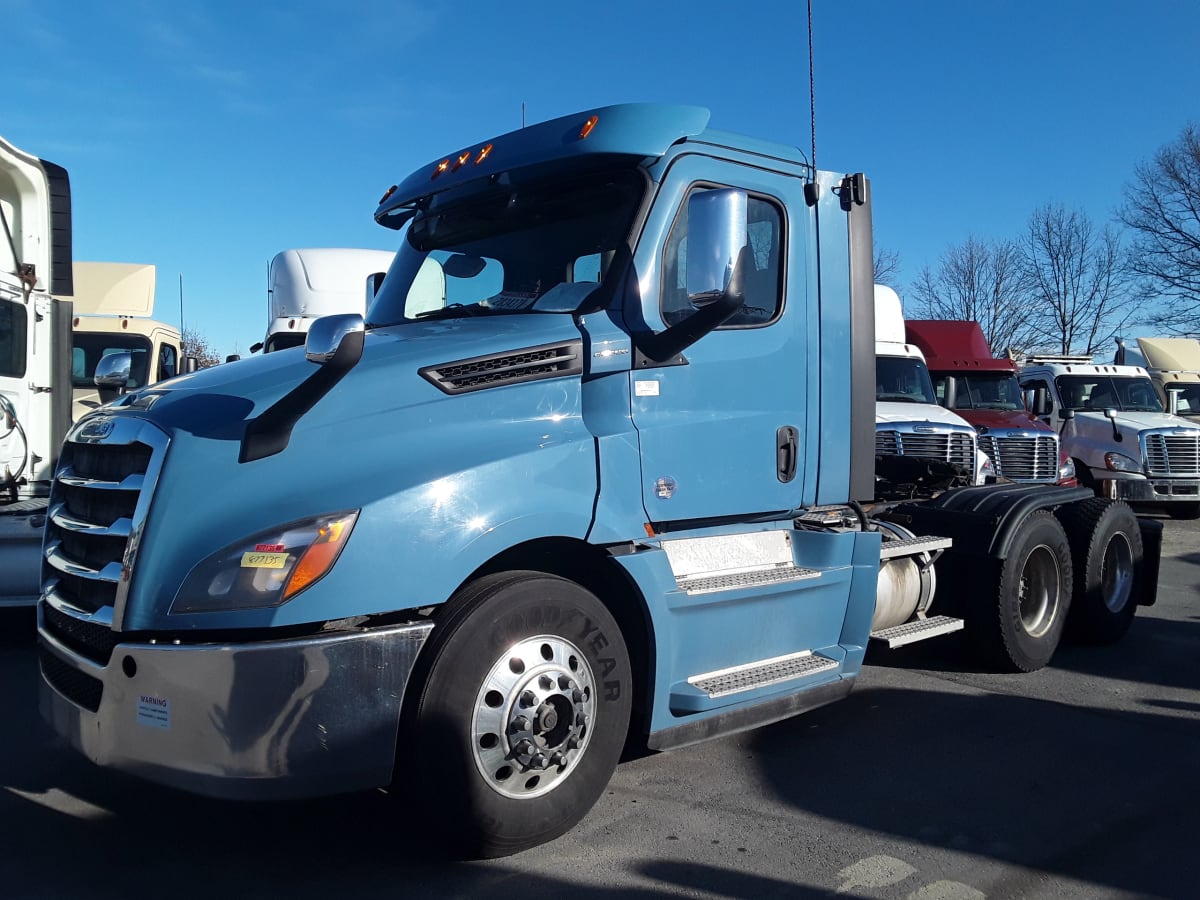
627, 155, 813, 524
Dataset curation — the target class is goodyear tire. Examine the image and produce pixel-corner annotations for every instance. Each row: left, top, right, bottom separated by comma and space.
975, 510, 1073, 672
1056, 498, 1142, 644
400, 571, 631, 858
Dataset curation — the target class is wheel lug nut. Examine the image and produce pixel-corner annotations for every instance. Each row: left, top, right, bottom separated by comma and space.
572, 689, 583, 703
520, 691, 535, 708
558, 675, 570, 690
530, 753, 547, 769
566, 736, 580, 750
539, 675, 553, 691
510, 716, 529, 732
550, 752, 566, 767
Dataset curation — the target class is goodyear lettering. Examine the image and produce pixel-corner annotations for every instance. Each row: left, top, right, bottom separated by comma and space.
604, 680, 621, 701
580, 616, 609, 653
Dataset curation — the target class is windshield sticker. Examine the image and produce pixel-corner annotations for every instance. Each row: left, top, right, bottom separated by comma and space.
655, 476, 677, 500
241, 551, 289, 569
136, 694, 171, 729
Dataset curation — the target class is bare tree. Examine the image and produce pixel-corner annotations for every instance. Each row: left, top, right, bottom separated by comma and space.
906, 234, 1035, 354
873, 247, 902, 288
182, 327, 223, 369
1119, 122, 1200, 334
1021, 204, 1140, 356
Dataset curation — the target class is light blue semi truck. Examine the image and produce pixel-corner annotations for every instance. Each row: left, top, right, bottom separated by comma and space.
38, 105, 1159, 857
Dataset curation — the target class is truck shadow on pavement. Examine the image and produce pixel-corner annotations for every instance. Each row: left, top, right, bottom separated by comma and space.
749, 678, 1200, 900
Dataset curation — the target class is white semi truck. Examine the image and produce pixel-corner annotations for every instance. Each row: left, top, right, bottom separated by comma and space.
1019, 356, 1200, 518
0, 134, 74, 607
252, 248, 398, 354
872, 284, 992, 499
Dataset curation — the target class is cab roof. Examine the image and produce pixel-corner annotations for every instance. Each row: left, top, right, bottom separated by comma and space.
905, 320, 1016, 373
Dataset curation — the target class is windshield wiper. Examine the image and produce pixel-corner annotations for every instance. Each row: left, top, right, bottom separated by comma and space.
413, 303, 497, 321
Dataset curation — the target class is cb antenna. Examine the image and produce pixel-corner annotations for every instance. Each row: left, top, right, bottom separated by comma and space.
808, 0, 817, 171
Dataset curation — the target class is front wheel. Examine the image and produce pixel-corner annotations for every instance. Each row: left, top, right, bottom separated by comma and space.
1057, 498, 1142, 644
972, 510, 1073, 672
400, 571, 632, 858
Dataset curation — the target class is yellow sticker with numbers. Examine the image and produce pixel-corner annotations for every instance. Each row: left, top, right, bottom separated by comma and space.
241, 551, 289, 569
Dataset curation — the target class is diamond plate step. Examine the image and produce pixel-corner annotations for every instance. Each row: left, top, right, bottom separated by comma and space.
688, 650, 838, 699
879, 536, 952, 559
676, 564, 821, 595
871, 615, 964, 648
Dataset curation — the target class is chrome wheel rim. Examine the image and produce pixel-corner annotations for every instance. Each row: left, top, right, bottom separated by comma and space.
1100, 532, 1135, 613
1019, 544, 1061, 637
471, 634, 596, 800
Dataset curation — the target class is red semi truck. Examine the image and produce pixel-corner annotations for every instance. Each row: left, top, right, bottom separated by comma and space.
905, 320, 1076, 486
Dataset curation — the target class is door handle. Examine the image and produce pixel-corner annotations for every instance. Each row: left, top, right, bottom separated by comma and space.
777, 425, 799, 483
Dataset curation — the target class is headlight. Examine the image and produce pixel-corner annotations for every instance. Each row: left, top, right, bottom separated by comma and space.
1058, 453, 1076, 481
171, 510, 359, 613
1104, 452, 1142, 473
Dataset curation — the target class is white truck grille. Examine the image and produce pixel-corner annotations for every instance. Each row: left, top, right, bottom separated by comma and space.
1144, 432, 1200, 476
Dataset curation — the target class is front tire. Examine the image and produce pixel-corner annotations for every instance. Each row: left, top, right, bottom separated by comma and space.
1056, 498, 1142, 644
400, 571, 632, 858
973, 510, 1073, 672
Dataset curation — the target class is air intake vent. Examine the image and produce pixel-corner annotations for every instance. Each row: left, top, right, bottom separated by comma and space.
420, 340, 584, 395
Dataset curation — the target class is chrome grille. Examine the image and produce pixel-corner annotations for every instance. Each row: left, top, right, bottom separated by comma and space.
978, 434, 1059, 483
1144, 432, 1200, 476
875, 428, 975, 468
40, 416, 168, 626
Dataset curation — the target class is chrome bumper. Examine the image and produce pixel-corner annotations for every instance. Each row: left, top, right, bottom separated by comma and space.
38, 604, 433, 800
1093, 472, 1200, 503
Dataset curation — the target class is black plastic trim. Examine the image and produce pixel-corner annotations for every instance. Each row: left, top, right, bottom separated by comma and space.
419, 339, 584, 395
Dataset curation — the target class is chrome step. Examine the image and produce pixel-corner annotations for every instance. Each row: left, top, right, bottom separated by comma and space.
871, 614, 964, 648
879, 535, 952, 559
688, 650, 838, 699
677, 564, 821, 595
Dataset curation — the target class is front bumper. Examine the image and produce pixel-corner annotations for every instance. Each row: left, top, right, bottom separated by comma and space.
1090, 470, 1200, 503
38, 602, 433, 800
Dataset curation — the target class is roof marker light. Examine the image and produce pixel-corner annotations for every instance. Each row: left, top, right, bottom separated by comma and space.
431, 158, 451, 180
475, 143, 493, 165
579, 115, 599, 139
378, 184, 397, 205
451, 151, 471, 172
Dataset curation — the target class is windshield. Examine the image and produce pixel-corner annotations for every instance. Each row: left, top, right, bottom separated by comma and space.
72, 333, 152, 389
935, 372, 1025, 410
877, 356, 938, 404
1055, 374, 1164, 413
368, 162, 647, 326
1165, 383, 1200, 415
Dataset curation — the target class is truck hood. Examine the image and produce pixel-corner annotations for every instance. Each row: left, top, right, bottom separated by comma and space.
956, 408, 1053, 434
115, 314, 584, 427
1068, 409, 1197, 435
876, 401, 974, 430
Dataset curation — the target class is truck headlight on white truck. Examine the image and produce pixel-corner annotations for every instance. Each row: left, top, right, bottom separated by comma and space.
171, 510, 359, 613
1104, 452, 1143, 473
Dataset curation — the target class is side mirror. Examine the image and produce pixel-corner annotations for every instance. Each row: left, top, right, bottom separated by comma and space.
943, 376, 958, 409
365, 271, 387, 307
249, 342, 264, 355
686, 189, 747, 306
225, 354, 241, 364
1030, 386, 1050, 417
306, 313, 365, 374
1167, 387, 1181, 415
642, 189, 749, 362
94, 351, 133, 404
183, 356, 199, 374
1060, 407, 1074, 421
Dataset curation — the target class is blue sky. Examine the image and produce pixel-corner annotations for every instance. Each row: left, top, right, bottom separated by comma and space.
6, 0, 1198, 358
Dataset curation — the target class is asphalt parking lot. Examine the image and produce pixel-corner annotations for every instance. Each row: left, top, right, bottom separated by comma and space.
1, 513, 1197, 899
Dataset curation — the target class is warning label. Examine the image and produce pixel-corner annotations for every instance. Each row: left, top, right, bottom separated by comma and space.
136, 694, 171, 729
